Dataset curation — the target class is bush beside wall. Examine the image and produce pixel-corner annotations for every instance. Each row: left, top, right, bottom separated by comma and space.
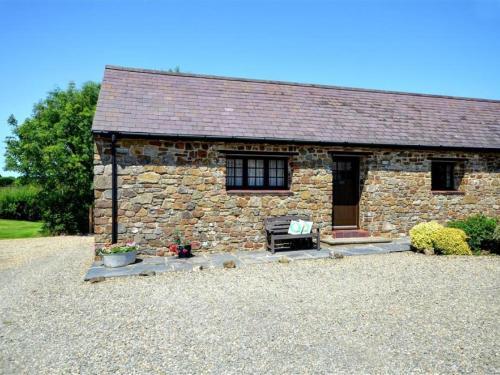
409, 221, 443, 254
431, 227, 472, 255
447, 214, 498, 252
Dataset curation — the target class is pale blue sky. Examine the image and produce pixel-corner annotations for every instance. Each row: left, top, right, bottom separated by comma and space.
1, 0, 499, 176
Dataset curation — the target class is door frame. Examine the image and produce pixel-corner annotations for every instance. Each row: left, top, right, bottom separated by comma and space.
331, 156, 360, 229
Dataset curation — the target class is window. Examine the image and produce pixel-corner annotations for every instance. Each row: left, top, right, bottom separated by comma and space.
226, 157, 288, 190
431, 161, 456, 191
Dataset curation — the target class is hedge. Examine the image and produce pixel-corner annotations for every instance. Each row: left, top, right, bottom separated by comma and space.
0, 185, 42, 221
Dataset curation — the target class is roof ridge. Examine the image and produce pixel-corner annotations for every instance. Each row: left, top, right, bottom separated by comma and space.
105, 65, 500, 104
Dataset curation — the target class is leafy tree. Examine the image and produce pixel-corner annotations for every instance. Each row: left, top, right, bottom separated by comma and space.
5, 82, 100, 233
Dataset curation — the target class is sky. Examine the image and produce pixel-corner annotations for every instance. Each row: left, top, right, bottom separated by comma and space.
1, 0, 499, 176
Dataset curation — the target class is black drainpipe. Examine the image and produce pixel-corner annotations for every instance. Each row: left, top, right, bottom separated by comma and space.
111, 133, 118, 244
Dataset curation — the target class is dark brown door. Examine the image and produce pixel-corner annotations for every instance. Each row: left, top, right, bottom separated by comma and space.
332, 157, 360, 228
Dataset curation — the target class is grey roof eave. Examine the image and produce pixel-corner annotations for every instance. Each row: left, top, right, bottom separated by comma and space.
91, 129, 500, 153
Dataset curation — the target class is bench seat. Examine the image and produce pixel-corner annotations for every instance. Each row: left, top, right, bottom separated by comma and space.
265, 215, 321, 254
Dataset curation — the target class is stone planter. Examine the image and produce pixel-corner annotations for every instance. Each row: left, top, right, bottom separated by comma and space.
102, 251, 137, 268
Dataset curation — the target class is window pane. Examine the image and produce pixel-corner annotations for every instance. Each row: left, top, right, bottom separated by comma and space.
248, 159, 264, 186
446, 164, 452, 189
277, 162, 284, 178
269, 158, 285, 187
227, 158, 243, 187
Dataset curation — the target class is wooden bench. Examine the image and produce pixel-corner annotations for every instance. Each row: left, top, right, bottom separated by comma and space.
265, 215, 321, 254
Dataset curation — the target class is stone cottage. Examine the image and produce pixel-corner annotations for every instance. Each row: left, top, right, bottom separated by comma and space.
92, 65, 500, 252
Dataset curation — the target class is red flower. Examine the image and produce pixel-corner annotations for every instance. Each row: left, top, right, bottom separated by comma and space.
169, 244, 178, 254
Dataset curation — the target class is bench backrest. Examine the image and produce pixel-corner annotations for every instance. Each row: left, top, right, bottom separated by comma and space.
265, 215, 311, 233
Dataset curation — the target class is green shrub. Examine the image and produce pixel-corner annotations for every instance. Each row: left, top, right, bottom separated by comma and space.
0, 185, 42, 221
447, 215, 498, 251
409, 221, 443, 253
432, 227, 472, 255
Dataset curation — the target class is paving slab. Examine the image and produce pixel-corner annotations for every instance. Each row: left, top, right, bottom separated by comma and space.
240, 256, 276, 265
234, 250, 269, 259
378, 242, 411, 252
84, 238, 411, 280
84, 262, 167, 280
345, 246, 383, 255
142, 257, 166, 265
185, 256, 211, 265
307, 249, 332, 259
321, 236, 392, 246
276, 251, 312, 260
167, 261, 195, 272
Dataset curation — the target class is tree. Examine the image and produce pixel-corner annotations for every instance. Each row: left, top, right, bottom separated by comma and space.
5, 82, 100, 233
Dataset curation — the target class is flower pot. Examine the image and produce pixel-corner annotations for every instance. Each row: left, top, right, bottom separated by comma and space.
177, 245, 192, 258
102, 251, 137, 268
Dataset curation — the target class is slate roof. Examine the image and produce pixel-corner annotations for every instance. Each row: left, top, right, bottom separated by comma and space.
92, 65, 500, 150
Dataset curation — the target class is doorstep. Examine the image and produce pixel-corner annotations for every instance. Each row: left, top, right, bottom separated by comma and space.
84, 238, 411, 281
322, 237, 411, 256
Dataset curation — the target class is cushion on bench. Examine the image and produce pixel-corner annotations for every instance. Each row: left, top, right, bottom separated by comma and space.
288, 220, 304, 235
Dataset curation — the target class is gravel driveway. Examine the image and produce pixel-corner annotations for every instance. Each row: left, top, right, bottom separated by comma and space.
0, 236, 499, 374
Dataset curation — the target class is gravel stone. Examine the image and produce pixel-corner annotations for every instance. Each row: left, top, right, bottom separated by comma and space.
330, 250, 345, 259
88, 276, 106, 283
278, 256, 290, 264
223, 260, 236, 269
139, 270, 156, 277
0, 236, 499, 374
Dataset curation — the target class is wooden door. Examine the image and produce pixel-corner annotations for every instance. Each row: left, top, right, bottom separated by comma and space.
332, 157, 360, 228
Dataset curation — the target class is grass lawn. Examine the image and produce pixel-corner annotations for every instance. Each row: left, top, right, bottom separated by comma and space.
0, 219, 45, 240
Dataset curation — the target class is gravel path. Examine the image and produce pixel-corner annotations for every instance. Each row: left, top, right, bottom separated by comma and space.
0, 237, 499, 374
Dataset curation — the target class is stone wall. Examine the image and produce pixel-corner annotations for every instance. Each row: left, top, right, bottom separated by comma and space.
93, 136, 500, 251
359, 151, 499, 235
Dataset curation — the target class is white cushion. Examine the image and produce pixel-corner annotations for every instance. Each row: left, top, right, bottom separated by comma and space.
288, 220, 304, 235
300, 220, 313, 234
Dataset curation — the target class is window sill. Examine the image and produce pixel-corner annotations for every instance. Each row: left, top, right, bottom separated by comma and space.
431, 190, 465, 195
226, 190, 293, 196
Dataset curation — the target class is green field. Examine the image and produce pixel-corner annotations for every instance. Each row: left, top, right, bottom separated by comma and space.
0, 219, 45, 240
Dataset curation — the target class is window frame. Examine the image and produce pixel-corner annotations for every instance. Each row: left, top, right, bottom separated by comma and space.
225, 155, 289, 190
431, 161, 456, 191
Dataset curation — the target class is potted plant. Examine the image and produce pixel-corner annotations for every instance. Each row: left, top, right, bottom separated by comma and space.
99, 242, 138, 268
170, 230, 192, 258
